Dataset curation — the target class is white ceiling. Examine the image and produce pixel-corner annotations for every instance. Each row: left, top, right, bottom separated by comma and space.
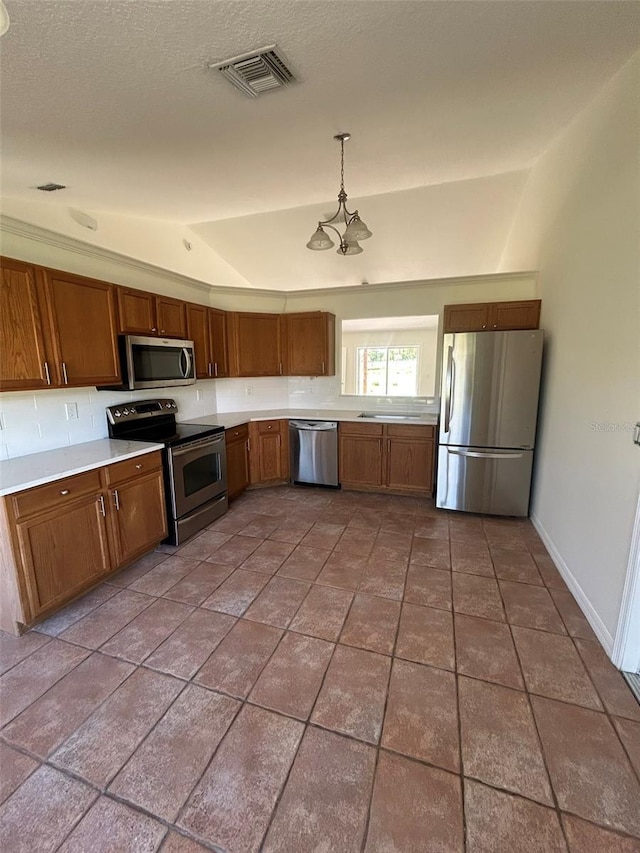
1, 1, 639, 290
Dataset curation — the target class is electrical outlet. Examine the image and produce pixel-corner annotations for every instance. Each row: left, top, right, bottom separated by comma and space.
65, 402, 79, 420
245, 385, 254, 397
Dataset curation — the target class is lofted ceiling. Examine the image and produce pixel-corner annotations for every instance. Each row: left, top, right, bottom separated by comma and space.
1, 1, 639, 291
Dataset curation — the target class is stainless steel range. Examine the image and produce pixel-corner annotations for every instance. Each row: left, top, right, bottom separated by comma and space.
107, 399, 227, 545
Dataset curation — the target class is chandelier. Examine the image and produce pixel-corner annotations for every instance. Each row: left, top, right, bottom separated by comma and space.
306, 133, 372, 255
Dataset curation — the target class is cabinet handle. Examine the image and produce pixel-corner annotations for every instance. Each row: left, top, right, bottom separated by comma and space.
321, 361, 325, 374
151, 327, 157, 332
60, 489, 70, 495
208, 363, 212, 377
279, 363, 283, 375
98, 494, 106, 517
247, 439, 251, 452
61, 362, 69, 384
135, 463, 142, 469
160, 329, 165, 334
267, 424, 272, 429
113, 489, 120, 511
482, 325, 487, 330
214, 362, 218, 377
493, 324, 497, 328
43, 361, 51, 385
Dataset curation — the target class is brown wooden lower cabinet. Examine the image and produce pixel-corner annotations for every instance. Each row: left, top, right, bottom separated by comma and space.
0, 451, 167, 634
339, 421, 435, 496
249, 419, 289, 485
225, 424, 250, 500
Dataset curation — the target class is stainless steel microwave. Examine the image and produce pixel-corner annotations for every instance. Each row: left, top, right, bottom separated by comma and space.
102, 335, 196, 391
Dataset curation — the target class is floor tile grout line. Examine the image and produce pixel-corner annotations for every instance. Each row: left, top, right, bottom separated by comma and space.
493, 571, 572, 849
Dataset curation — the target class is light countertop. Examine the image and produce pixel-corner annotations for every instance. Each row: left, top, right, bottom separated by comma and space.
185, 408, 439, 430
0, 439, 164, 497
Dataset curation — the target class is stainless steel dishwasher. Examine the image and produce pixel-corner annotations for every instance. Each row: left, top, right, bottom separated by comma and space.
289, 420, 339, 487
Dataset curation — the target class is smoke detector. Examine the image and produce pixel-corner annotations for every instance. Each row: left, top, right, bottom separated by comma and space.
36, 183, 66, 192
208, 44, 296, 98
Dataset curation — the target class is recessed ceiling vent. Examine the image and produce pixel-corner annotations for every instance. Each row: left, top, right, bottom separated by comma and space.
36, 182, 66, 192
208, 44, 296, 98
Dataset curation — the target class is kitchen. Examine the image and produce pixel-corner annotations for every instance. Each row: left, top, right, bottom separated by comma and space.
1, 2, 639, 851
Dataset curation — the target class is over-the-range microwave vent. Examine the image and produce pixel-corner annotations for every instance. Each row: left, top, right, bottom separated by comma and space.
208, 44, 297, 98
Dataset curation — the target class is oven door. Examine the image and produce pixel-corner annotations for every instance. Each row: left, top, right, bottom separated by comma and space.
124, 335, 196, 389
167, 434, 227, 518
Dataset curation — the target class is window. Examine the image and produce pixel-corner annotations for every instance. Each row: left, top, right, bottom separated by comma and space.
341, 315, 438, 398
356, 346, 419, 396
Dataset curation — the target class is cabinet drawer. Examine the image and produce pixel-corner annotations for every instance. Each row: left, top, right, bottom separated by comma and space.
386, 424, 435, 439
339, 421, 383, 437
226, 423, 249, 443
105, 451, 164, 487
255, 419, 281, 434
12, 469, 103, 519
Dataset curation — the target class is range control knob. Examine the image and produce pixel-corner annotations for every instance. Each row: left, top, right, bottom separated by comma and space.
114, 410, 122, 418
123, 408, 130, 415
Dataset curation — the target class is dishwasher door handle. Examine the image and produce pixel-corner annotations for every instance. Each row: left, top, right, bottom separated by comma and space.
289, 421, 338, 431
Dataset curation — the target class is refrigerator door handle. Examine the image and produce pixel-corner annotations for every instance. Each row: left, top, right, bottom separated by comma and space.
448, 449, 525, 460
444, 345, 454, 433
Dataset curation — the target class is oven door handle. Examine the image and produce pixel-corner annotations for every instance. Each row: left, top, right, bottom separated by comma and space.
170, 434, 225, 458
180, 347, 192, 379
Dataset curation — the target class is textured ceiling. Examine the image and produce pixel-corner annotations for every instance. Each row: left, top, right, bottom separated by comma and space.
1, 1, 639, 290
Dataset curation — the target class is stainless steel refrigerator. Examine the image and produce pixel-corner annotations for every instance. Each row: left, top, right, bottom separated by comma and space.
436, 329, 543, 516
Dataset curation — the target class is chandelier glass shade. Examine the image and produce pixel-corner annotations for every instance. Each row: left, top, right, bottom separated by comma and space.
306, 133, 372, 255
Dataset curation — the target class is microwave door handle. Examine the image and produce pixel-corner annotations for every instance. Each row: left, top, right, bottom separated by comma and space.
180, 347, 192, 378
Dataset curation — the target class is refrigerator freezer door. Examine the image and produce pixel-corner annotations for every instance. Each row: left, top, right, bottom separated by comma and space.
436, 445, 534, 516
440, 330, 543, 449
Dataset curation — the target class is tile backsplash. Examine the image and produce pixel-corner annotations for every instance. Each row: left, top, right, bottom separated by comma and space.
0, 376, 438, 460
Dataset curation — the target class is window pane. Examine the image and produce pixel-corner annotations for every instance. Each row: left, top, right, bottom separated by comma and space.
357, 347, 388, 395
387, 347, 419, 396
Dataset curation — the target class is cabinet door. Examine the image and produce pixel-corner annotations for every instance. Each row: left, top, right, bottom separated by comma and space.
45, 271, 121, 386
386, 438, 434, 494
155, 296, 187, 339
209, 308, 229, 377
228, 313, 282, 376
117, 287, 157, 334
339, 435, 384, 487
442, 303, 489, 333
249, 421, 287, 484
285, 312, 335, 376
488, 300, 541, 331
186, 303, 211, 379
108, 470, 167, 566
15, 494, 111, 618
226, 435, 250, 500
0, 258, 53, 390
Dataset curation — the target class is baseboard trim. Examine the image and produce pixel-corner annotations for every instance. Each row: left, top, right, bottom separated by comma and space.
530, 513, 614, 655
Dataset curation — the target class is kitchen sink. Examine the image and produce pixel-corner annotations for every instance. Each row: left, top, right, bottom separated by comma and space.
358, 412, 424, 420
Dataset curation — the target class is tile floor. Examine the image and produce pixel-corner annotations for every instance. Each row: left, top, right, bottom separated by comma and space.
1, 486, 639, 852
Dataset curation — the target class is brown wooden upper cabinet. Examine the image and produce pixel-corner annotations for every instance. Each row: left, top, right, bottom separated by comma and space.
284, 311, 336, 376
227, 312, 283, 377
0, 258, 53, 391
117, 287, 187, 339
41, 269, 121, 387
0, 257, 121, 390
442, 299, 541, 333
186, 303, 229, 379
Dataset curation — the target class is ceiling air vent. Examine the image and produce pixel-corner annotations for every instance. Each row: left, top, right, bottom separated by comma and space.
208, 44, 296, 98
36, 182, 66, 192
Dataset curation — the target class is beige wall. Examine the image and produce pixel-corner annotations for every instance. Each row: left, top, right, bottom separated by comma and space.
501, 52, 640, 646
